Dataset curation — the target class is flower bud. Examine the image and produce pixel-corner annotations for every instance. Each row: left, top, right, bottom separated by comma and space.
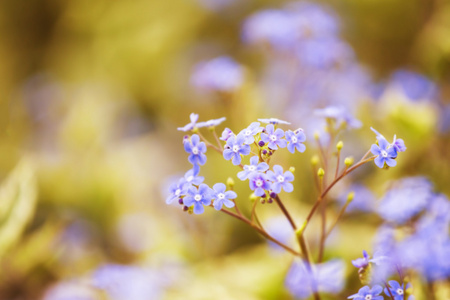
317, 168, 325, 178
314, 131, 320, 140
346, 191, 355, 203
344, 156, 354, 166
289, 166, 295, 173
311, 155, 320, 166
249, 193, 258, 202
336, 141, 343, 151
226, 177, 235, 188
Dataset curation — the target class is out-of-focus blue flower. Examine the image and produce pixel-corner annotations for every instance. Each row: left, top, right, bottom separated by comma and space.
239, 122, 263, 145
297, 38, 354, 69
191, 56, 244, 92
370, 127, 406, 153
196, 117, 226, 129
285, 259, 345, 299
183, 169, 204, 186
265, 216, 294, 252
348, 285, 383, 300
43, 280, 98, 300
223, 133, 251, 165
337, 184, 375, 213
314, 106, 362, 129
266, 165, 294, 194
260, 124, 287, 150
377, 177, 433, 224
211, 183, 236, 210
184, 134, 207, 168
237, 156, 269, 180
220, 127, 234, 141
391, 70, 437, 101
285, 129, 306, 153
183, 184, 213, 214
92, 264, 168, 300
166, 180, 189, 205
371, 137, 397, 168
258, 117, 291, 125
351, 250, 388, 268
248, 172, 271, 197
384, 280, 408, 300
177, 113, 199, 132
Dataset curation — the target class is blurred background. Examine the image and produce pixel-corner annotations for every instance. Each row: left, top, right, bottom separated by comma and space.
0, 0, 449, 299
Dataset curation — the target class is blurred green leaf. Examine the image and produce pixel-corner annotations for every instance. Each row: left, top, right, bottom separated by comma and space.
0, 158, 37, 258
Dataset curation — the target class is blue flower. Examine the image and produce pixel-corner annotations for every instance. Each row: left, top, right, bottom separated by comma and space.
285, 129, 306, 153
258, 117, 291, 125
166, 179, 189, 205
183, 184, 213, 214
177, 113, 199, 132
223, 133, 251, 165
348, 285, 383, 300
190, 56, 244, 92
286, 259, 345, 299
371, 127, 406, 153
391, 70, 437, 101
352, 250, 388, 268
260, 124, 287, 150
212, 183, 237, 210
384, 281, 408, 300
337, 184, 375, 213
184, 134, 207, 167
248, 173, 271, 197
266, 165, 294, 193
237, 156, 269, 180
371, 137, 397, 168
196, 117, 226, 129
183, 169, 204, 185
239, 122, 263, 145
314, 106, 362, 129
220, 128, 234, 141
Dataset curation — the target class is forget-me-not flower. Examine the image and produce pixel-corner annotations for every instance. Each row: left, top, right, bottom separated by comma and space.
237, 156, 269, 180
285, 129, 306, 153
223, 133, 251, 165
183, 169, 204, 186
166, 180, 189, 205
314, 106, 362, 129
267, 165, 294, 193
384, 281, 408, 300
220, 128, 234, 141
183, 184, 213, 214
371, 137, 397, 168
348, 285, 384, 300
258, 117, 291, 125
249, 173, 271, 197
371, 127, 406, 153
260, 124, 287, 150
239, 122, 263, 144
212, 183, 237, 210
184, 134, 207, 167
352, 250, 388, 269
196, 117, 226, 129
177, 113, 199, 132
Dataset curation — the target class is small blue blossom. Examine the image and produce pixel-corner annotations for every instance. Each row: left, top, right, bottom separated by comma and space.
285, 129, 306, 153
184, 134, 207, 167
220, 128, 234, 141
348, 285, 383, 300
183, 169, 204, 186
223, 133, 251, 165
212, 183, 237, 210
191, 56, 244, 92
352, 250, 388, 268
177, 113, 199, 132
258, 118, 291, 125
371, 127, 406, 153
196, 117, 226, 129
384, 280, 408, 300
314, 106, 362, 129
166, 180, 189, 205
371, 137, 397, 168
391, 70, 437, 101
183, 184, 213, 214
267, 165, 294, 194
237, 156, 269, 180
260, 124, 287, 150
239, 122, 263, 144
248, 173, 271, 197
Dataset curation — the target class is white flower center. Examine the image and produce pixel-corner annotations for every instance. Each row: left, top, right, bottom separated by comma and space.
291, 136, 298, 143
397, 289, 403, 295
192, 147, 199, 155
217, 193, 225, 200
194, 194, 202, 201
248, 165, 256, 171
232, 145, 240, 153
186, 176, 194, 182
381, 150, 388, 158
175, 189, 181, 196
270, 135, 277, 142
255, 179, 263, 187
365, 295, 372, 300
277, 175, 285, 183
245, 130, 252, 136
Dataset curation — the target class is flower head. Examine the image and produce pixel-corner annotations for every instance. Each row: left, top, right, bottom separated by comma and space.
285, 129, 306, 153
266, 165, 294, 194
258, 118, 291, 125
237, 156, 269, 180
370, 137, 397, 168
177, 113, 199, 132
166, 179, 189, 205
248, 173, 271, 197
239, 122, 263, 144
352, 250, 388, 269
212, 183, 237, 210
183, 184, 213, 214
220, 128, 234, 141
183, 169, 204, 185
223, 133, 251, 165
348, 285, 384, 300
184, 134, 207, 167
260, 124, 287, 150
196, 117, 226, 129
384, 280, 408, 300
371, 127, 406, 153
314, 106, 362, 129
